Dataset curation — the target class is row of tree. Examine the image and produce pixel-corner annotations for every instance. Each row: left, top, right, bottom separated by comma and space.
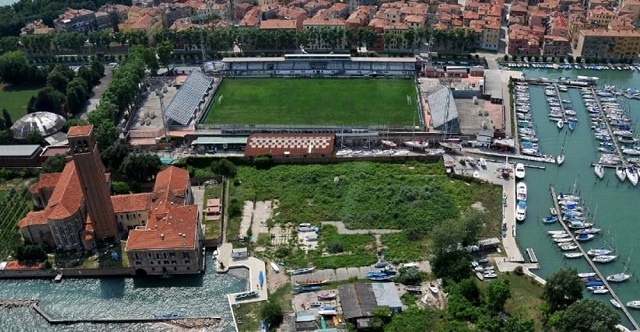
1, 26, 479, 56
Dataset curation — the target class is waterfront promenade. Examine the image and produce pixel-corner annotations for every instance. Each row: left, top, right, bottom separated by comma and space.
503, 174, 525, 263
550, 186, 639, 331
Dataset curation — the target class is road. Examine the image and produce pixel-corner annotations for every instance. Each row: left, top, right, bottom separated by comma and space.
77, 65, 114, 120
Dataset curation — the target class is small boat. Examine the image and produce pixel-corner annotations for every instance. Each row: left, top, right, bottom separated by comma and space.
606, 273, 632, 282
373, 262, 389, 268
317, 292, 337, 300
235, 290, 260, 300
576, 234, 596, 241
594, 164, 605, 179
368, 275, 394, 281
592, 255, 617, 263
578, 272, 596, 278
542, 216, 557, 224
557, 193, 580, 201
550, 207, 558, 216
475, 271, 484, 281
568, 121, 577, 131
552, 233, 569, 238
626, 166, 639, 186
515, 200, 527, 222
588, 285, 606, 291
318, 308, 337, 316
548, 230, 566, 235
557, 119, 564, 129
611, 299, 622, 309
558, 243, 578, 251
296, 279, 329, 286
585, 281, 604, 287
380, 140, 397, 148
292, 285, 321, 292
212, 250, 219, 259
514, 163, 526, 179
154, 312, 186, 319
484, 271, 498, 279
404, 286, 422, 294
592, 288, 610, 294
54, 274, 63, 283
587, 248, 613, 256
404, 140, 429, 150
616, 166, 627, 182
516, 182, 527, 201
627, 301, 640, 309
427, 283, 439, 294
287, 267, 316, 275
554, 237, 573, 243
575, 228, 601, 235
556, 153, 565, 165
270, 262, 280, 273
564, 252, 583, 259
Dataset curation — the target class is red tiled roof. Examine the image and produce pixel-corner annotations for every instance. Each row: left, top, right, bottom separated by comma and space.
111, 193, 151, 213
153, 166, 189, 196
67, 125, 93, 137
260, 19, 297, 30
46, 161, 83, 220
126, 205, 198, 250
18, 211, 48, 227
29, 172, 62, 194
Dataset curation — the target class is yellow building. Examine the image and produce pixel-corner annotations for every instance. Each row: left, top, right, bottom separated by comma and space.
576, 29, 640, 58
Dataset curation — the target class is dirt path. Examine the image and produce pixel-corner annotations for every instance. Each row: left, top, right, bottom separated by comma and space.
321, 221, 402, 235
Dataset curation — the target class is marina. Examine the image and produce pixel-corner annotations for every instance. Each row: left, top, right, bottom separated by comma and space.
549, 186, 639, 330
525, 248, 538, 263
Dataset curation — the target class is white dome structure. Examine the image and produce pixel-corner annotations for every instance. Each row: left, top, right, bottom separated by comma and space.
11, 112, 66, 140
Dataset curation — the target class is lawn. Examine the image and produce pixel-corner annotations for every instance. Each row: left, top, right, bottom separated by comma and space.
0, 84, 40, 122
204, 78, 417, 126
202, 182, 223, 239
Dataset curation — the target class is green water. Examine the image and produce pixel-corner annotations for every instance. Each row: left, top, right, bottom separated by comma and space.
516, 68, 640, 327
0, 254, 246, 331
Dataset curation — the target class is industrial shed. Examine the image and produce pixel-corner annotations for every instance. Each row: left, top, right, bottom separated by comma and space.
338, 283, 402, 329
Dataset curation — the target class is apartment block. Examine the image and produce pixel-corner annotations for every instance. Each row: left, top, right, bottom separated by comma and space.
53, 8, 97, 33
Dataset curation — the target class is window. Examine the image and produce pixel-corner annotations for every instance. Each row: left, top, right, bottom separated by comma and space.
155, 253, 160, 259
171, 260, 177, 265
134, 261, 141, 266
185, 259, 191, 265
182, 252, 190, 259
134, 253, 140, 260
147, 253, 152, 258
150, 261, 154, 265
169, 252, 176, 258
163, 252, 167, 259
164, 260, 170, 265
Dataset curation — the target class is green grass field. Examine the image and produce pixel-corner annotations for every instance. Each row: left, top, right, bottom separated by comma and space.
0, 84, 40, 122
204, 78, 417, 126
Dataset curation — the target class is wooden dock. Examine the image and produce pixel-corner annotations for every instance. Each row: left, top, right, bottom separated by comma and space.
589, 88, 627, 168
554, 84, 568, 124
549, 186, 639, 331
526, 248, 538, 263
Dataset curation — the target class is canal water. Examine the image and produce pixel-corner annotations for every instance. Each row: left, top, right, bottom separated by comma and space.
0, 254, 246, 331
515, 67, 640, 327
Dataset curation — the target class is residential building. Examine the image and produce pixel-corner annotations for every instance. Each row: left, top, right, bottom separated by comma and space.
239, 7, 261, 28
542, 35, 571, 56
260, 19, 298, 31
53, 8, 97, 33
20, 20, 55, 35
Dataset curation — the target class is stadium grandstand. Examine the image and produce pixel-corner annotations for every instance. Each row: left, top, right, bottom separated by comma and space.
221, 54, 417, 78
164, 70, 213, 126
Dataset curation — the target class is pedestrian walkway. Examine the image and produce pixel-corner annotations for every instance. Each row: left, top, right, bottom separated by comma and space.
502, 177, 525, 262
217, 243, 268, 305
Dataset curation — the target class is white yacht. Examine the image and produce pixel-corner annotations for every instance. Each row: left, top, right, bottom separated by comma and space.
514, 163, 526, 179
515, 200, 527, 222
516, 182, 527, 201
594, 164, 605, 179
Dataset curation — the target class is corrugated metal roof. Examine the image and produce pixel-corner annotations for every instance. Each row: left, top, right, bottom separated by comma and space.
0, 145, 41, 157
371, 282, 402, 310
191, 136, 249, 145
338, 283, 377, 320
164, 70, 212, 126
427, 86, 459, 128
483, 70, 503, 99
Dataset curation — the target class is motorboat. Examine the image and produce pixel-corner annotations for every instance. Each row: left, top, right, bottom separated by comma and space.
575, 228, 601, 235
587, 248, 613, 256
588, 285, 607, 291
564, 253, 583, 259
515, 201, 527, 222
611, 299, 622, 309
592, 255, 617, 263
578, 272, 596, 278
404, 140, 429, 150
626, 166, 639, 186
429, 283, 439, 294
548, 230, 566, 235
616, 166, 627, 182
592, 288, 610, 295
317, 292, 337, 300
514, 163, 526, 179
627, 301, 640, 309
516, 182, 527, 201
479, 158, 487, 169
568, 121, 577, 131
552, 233, 569, 238
235, 290, 260, 301
558, 243, 578, 251
296, 279, 329, 286
476, 272, 484, 281
542, 216, 557, 224
270, 262, 280, 273
550, 207, 557, 216
606, 272, 632, 282
556, 119, 564, 129
594, 164, 605, 179
557, 193, 580, 201
287, 267, 316, 275
381, 140, 397, 148
554, 237, 573, 243
576, 233, 596, 241
483, 271, 497, 279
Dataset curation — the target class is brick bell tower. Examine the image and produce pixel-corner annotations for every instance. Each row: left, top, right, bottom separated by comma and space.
67, 125, 118, 241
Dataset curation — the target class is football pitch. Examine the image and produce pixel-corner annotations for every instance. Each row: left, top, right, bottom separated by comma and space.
203, 78, 417, 126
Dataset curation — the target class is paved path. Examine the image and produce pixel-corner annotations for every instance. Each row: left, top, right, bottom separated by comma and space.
502, 175, 525, 262
216, 243, 268, 305
321, 221, 402, 235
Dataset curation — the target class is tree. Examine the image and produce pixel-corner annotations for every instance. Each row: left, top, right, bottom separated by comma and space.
157, 41, 173, 70
486, 280, 511, 312
112, 181, 130, 194
211, 158, 237, 178
91, 60, 105, 77
260, 301, 283, 328
101, 144, 130, 171
543, 268, 583, 312
502, 315, 535, 332
395, 267, 424, 285
41, 154, 67, 173
554, 299, 620, 332
2, 109, 12, 128
63, 118, 88, 133
0, 51, 29, 85
30, 87, 66, 114
13, 243, 47, 261
384, 307, 436, 332
46, 68, 71, 93
25, 130, 43, 144
328, 240, 343, 254
93, 119, 119, 151
450, 277, 482, 305
120, 154, 162, 182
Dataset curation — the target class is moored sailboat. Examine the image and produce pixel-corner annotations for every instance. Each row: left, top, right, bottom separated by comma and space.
626, 166, 639, 186
594, 164, 605, 179
616, 166, 627, 182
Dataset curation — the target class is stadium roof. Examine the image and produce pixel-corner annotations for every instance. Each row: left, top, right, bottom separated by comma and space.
0, 145, 41, 157
244, 134, 334, 157
483, 70, 502, 100
164, 70, 212, 126
427, 86, 459, 128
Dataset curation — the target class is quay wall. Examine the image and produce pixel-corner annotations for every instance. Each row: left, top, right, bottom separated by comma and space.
0, 267, 135, 279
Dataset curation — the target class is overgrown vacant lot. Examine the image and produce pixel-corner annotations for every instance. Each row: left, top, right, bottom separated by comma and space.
204, 78, 416, 126
234, 162, 501, 232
